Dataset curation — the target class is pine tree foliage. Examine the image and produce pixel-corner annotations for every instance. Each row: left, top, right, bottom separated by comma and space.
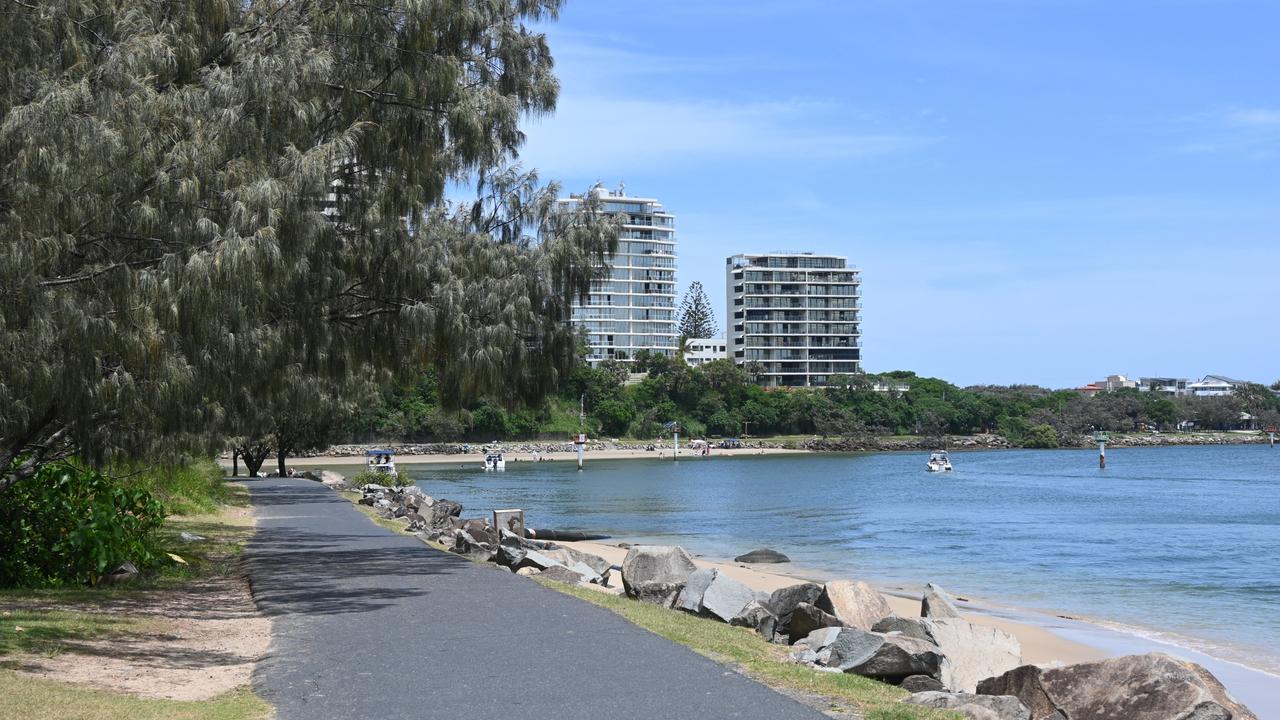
0, 0, 618, 491
677, 281, 718, 339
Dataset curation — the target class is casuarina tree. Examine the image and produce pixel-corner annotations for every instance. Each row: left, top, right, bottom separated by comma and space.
677, 281, 719, 339
0, 0, 618, 491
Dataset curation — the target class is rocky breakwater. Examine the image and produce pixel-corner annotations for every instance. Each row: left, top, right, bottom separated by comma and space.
330, 482, 1259, 720
352, 483, 620, 589
614, 548, 1257, 720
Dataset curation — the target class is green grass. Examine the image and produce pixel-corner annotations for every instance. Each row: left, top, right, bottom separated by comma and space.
537, 579, 959, 720
0, 671, 270, 720
111, 459, 233, 516
0, 609, 151, 657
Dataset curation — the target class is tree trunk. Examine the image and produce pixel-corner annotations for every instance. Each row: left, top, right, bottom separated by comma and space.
232, 449, 239, 477
240, 446, 269, 478
277, 447, 287, 477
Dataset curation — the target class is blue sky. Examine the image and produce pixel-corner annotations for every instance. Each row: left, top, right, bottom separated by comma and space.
517, 0, 1279, 388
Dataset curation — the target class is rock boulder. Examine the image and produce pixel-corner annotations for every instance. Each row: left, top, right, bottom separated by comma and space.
817, 580, 894, 631
977, 653, 1257, 720
621, 545, 697, 606
676, 568, 758, 623
810, 627, 943, 683
733, 548, 791, 564
921, 582, 962, 618
905, 691, 1031, 720
923, 618, 1021, 693
786, 603, 844, 643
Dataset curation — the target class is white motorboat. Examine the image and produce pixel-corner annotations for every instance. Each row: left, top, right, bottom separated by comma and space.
483, 452, 506, 471
926, 450, 953, 473
365, 449, 398, 478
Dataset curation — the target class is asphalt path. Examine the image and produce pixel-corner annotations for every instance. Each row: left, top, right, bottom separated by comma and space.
243, 478, 829, 720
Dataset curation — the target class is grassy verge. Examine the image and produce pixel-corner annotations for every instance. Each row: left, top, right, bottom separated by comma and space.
0, 472, 271, 720
334, 487, 951, 719
0, 672, 265, 720
537, 578, 957, 720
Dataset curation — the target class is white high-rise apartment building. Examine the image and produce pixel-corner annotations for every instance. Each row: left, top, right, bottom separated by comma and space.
726, 253, 861, 387
558, 185, 678, 364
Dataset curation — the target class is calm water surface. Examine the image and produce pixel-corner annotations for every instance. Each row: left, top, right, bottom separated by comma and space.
392, 444, 1280, 677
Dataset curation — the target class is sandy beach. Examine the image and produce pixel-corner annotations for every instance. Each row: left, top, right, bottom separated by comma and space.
558, 539, 1110, 668
224, 446, 808, 470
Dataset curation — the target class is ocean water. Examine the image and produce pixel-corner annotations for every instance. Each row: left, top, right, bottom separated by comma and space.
392, 444, 1280, 683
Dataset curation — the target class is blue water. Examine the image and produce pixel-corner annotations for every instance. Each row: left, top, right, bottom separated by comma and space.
391, 444, 1280, 678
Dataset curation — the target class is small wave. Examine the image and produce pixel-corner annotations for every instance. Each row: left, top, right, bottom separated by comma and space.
1079, 616, 1280, 679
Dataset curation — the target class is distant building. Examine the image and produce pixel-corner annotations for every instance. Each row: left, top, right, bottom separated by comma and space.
1139, 377, 1191, 397
558, 185, 678, 365
1078, 374, 1137, 396
683, 337, 726, 367
725, 252, 861, 387
1187, 375, 1247, 397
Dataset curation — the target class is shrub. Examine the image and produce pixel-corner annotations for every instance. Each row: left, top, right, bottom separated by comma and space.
347, 470, 414, 488
0, 462, 168, 588
1022, 423, 1061, 449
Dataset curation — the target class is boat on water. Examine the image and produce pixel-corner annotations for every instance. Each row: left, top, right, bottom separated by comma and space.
926, 450, 953, 473
365, 449, 398, 478
483, 452, 506, 471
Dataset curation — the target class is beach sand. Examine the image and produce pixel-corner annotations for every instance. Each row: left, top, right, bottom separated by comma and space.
225, 446, 808, 469
559, 539, 1110, 668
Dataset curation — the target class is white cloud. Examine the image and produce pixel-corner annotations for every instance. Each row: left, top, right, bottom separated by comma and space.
1225, 108, 1280, 127
519, 96, 934, 176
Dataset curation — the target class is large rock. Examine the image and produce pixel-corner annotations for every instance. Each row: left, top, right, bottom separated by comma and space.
676, 568, 757, 623
817, 580, 894, 630
729, 600, 777, 635
872, 616, 934, 642
536, 546, 612, 582
923, 618, 1021, 693
621, 545, 697, 606
539, 565, 585, 584
977, 653, 1258, 720
904, 691, 1031, 720
815, 627, 943, 683
786, 603, 843, 643
921, 582, 962, 618
677, 568, 718, 613
901, 675, 946, 693
768, 582, 824, 618
430, 499, 463, 529
734, 548, 790, 564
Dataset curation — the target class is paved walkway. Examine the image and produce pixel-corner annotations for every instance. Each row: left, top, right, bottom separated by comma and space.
243, 478, 828, 720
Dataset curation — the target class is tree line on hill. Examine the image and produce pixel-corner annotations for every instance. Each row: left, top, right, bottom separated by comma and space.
345, 352, 1280, 449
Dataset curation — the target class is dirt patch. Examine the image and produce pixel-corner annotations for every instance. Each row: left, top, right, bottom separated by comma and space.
4, 574, 270, 701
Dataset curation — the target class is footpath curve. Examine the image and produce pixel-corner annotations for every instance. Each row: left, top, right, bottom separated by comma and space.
243, 478, 828, 720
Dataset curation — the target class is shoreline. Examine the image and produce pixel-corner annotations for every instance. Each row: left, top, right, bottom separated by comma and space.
222, 430, 1273, 469
558, 539, 1108, 668
555, 538, 1278, 717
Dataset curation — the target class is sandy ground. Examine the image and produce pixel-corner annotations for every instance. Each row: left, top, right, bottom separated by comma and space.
223, 446, 807, 470
5, 576, 270, 701
560, 540, 1110, 668
2, 502, 270, 701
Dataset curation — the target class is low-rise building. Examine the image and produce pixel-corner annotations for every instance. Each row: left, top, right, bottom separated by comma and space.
683, 337, 726, 367
1139, 377, 1191, 396
1187, 375, 1246, 397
